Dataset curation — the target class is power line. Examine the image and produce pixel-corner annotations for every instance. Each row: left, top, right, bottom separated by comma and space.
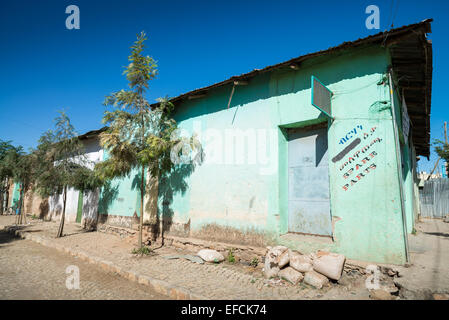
390, 0, 400, 29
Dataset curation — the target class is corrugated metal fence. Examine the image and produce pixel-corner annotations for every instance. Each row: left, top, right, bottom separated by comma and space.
419, 178, 449, 218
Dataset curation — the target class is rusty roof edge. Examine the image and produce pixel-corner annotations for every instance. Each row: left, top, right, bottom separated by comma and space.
77, 126, 108, 140
150, 18, 433, 107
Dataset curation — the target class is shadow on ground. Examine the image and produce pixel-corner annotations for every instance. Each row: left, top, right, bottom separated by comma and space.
0, 228, 21, 246
423, 232, 449, 238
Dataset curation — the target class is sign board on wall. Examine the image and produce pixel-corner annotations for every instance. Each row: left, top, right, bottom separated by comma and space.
402, 96, 411, 144
311, 76, 333, 118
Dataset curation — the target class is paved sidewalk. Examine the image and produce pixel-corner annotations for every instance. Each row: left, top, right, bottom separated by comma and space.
392, 218, 449, 299
0, 227, 167, 300
0, 215, 371, 300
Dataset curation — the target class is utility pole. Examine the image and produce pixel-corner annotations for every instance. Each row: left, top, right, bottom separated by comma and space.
444, 121, 449, 178
445, 121, 447, 144
427, 122, 448, 180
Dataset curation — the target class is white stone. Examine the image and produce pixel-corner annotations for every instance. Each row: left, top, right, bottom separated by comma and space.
304, 270, 329, 289
197, 249, 224, 263
278, 267, 304, 285
312, 251, 346, 281
289, 251, 313, 273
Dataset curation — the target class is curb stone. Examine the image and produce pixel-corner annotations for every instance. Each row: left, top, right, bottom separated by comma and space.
4, 226, 207, 300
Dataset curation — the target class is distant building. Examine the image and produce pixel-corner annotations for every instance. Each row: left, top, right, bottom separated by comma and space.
46, 127, 106, 227
418, 171, 443, 182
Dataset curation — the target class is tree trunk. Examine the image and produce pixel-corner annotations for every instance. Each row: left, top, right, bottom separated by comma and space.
138, 165, 145, 248
0, 182, 4, 215
20, 187, 26, 225
18, 186, 24, 224
56, 186, 67, 238
4, 180, 10, 214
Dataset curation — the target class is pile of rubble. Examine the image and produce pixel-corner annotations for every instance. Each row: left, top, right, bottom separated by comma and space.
263, 246, 345, 289
193, 247, 403, 299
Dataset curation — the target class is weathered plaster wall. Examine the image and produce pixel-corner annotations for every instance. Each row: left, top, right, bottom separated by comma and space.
98, 46, 413, 264
97, 151, 142, 227
162, 46, 408, 264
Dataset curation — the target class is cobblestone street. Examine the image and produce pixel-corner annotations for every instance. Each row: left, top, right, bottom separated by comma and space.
0, 228, 167, 299
1, 215, 448, 300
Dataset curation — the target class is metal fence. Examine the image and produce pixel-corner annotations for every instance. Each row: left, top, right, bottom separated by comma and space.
419, 178, 449, 218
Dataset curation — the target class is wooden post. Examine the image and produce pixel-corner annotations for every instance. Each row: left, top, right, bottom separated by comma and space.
444, 121, 447, 144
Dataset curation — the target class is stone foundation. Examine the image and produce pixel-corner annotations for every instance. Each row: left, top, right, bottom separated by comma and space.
96, 215, 268, 263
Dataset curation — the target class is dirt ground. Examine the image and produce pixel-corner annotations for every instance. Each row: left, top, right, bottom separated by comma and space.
390, 218, 449, 299
1, 214, 448, 300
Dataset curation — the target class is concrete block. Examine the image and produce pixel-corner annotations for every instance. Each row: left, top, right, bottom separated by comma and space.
312, 251, 346, 280
150, 279, 170, 296
304, 270, 329, 289
126, 271, 138, 282
278, 267, 304, 285
197, 249, 224, 262
138, 275, 150, 286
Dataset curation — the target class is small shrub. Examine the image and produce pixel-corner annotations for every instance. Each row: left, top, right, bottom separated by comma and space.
411, 228, 417, 235
132, 246, 152, 256
250, 257, 259, 268
227, 248, 236, 263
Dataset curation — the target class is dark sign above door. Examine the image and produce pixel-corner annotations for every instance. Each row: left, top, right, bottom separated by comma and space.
311, 76, 333, 119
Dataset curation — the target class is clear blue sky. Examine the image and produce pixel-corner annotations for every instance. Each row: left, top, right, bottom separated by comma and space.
0, 0, 447, 173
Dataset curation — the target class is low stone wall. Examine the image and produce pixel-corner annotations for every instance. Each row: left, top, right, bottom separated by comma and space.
97, 213, 138, 229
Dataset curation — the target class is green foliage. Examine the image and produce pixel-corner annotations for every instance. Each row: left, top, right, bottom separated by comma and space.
0, 139, 24, 186
132, 246, 153, 255
0, 139, 25, 213
227, 248, 236, 263
34, 111, 101, 198
95, 31, 203, 248
250, 257, 259, 267
33, 111, 103, 236
434, 139, 449, 163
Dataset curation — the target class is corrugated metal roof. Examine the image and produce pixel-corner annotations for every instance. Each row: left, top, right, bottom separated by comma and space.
151, 19, 433, 157
77, 126, 108, 140
152, 19, 432, 105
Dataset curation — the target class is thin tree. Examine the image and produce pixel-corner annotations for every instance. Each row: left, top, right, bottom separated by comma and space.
434, 122, 448, 163
0, 140, 23, 214
35, 111, 101, 237
12, 152, 36, 224
96, 32, 201, 249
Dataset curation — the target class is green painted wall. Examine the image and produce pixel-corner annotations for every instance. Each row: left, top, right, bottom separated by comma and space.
11, 182, 21, 210
100, 45, 416, 264
98, 150, 142, 218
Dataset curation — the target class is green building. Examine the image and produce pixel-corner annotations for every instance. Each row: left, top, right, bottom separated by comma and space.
98, 20, 433, 265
